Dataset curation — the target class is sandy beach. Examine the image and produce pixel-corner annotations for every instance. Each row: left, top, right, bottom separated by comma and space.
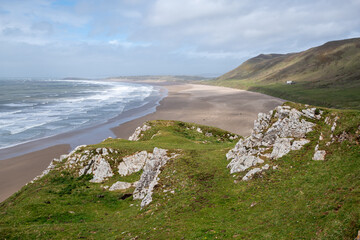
112, 83, 284, 138
0, 83, 284, 202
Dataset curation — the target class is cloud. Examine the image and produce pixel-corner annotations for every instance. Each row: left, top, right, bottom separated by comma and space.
0, 0, 359, 77
108, 39, 151, 48
147, 0, 242, 26
141, 0, 360, 53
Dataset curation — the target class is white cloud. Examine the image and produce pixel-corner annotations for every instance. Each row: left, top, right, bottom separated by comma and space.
108, 39, 151, 48
0, 0, 359, 77
141, 0, 360, 53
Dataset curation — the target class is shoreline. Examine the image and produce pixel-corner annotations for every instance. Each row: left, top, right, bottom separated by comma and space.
0, 82, 284, 202
0, 84, 167, 161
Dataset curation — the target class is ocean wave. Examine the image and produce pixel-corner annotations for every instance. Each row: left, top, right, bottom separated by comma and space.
0, 79, 159, 149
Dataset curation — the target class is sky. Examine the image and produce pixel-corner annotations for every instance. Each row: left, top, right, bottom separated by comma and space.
0, 0, 359, 78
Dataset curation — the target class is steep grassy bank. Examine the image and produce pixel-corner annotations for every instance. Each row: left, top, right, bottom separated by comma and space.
207, 38, 360, 110
1, 104, 360, 239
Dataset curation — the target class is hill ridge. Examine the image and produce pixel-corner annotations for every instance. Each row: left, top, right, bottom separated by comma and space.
211, 37, 360, 110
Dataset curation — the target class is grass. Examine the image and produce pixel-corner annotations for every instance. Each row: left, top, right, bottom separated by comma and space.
0, 108, 360, 239
206, 78, 360, 111
205, 38, 360, 110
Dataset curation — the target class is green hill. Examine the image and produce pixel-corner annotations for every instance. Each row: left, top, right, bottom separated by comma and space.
208, 38, 360, 110
1, 103, 360, 239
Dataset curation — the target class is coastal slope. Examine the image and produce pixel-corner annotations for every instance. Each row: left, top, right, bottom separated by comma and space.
0, 84, 283, 202
209, 38, 360, 110
1, 102, 359, 239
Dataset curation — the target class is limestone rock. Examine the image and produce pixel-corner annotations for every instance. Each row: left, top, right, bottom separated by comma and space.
133, 148, 171, 208
313, 150, 326, 161
229, 135, 239, 140
262, 164, 270, 170
196, 127, 203, 133
325, 117, 331, 125
291, 139, 310, 150
79, 155, 114, 183
129, 124, 151, 141
270, 138, 293, 159
331, 116, 339, 132
226, 105, 319, 179
242, 168, 262, 181
109, 181, 132, 191
118, 151, 148, 176
227, 155, 264, 174
302, 108, 322, 120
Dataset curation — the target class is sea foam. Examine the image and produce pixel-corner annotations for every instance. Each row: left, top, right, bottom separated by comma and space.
0, 79, 158, 150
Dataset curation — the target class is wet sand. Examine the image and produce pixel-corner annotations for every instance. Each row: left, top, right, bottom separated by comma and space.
0, 83, 284, 202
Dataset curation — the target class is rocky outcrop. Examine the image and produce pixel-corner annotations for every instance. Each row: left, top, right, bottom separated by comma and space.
129, 123, 151, 141
227, 105, 319, 179
118, 151, 148, 176
31, 145, 88, 183
60, 147, 116, 183
39, 144, 179, 208
79, 155, 114, 183
133, 148, 178, 208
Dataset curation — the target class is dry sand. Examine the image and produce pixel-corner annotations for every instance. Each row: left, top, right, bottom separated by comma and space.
0, 83, 284, 202
112, 84, 284, 138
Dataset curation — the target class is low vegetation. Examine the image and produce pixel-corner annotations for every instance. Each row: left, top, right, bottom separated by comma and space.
207, 38, 360, 110
0, 104, 359, 239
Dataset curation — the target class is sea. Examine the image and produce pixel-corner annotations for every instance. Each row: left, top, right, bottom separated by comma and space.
0, 78, 164, 157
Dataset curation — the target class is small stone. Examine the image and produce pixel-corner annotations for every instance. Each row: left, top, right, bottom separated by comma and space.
102, 148, 109, 156
109, 181, 132, 191
262, 164, 269, 170
313, 150, 326, 161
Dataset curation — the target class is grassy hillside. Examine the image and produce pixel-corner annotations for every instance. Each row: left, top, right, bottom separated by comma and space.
1, 103, 360, 239
208, 38, 360, 110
